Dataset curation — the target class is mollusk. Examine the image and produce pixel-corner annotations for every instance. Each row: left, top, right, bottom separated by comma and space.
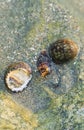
49, 39, 78, 64
37, 50, 51, 77
5, 62, 32, 92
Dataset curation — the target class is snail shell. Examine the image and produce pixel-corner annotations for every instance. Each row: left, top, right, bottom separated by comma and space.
5, 62, 32, 92
37, 50, 51, 77
49, 39, 78, 64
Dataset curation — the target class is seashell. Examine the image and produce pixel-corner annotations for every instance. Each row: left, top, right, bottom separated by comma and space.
49, 39, 78, 64
5, 62, 32, 92
37, 50, 51, 77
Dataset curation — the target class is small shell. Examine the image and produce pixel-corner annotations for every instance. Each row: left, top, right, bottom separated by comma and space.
5, 62, 32, 92
49, 39, 78, 64
37, 50, 51, 77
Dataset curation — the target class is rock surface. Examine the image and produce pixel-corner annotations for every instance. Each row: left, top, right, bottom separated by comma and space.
0, 0, 84, 129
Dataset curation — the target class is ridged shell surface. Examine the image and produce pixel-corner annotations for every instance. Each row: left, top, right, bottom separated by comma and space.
5, 62, 32, 92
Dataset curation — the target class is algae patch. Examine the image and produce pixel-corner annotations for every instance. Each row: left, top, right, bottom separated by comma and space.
0, 93, 38, 130
36, 85, 84, 130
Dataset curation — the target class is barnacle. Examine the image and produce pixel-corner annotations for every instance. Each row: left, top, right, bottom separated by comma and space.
5, 62, 32, 92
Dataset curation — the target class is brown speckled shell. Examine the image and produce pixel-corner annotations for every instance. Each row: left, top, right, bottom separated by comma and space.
49, 39, 78, 64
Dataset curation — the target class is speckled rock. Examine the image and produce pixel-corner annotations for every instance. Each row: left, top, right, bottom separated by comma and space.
0, 0, 84, 129
0, 93, 38, 130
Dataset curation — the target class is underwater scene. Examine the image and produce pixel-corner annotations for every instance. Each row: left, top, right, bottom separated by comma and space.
0, 0, 84, 129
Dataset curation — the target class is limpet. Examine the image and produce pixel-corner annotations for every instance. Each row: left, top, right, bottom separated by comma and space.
49, 39, 78, 64
5, 62, 32, 92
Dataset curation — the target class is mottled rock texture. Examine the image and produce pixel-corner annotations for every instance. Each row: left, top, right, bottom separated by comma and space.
0, 0, 84, 129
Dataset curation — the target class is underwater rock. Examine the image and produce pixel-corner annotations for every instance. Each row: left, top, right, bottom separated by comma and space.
37, 50, 52, 77
49, 39, 78, 64
5, 62, 32, 92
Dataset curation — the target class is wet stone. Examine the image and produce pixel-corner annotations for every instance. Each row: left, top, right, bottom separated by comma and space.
0, 0, 84, 129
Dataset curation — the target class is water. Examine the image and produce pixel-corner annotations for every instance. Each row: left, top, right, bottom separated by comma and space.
0, 0, 84, 129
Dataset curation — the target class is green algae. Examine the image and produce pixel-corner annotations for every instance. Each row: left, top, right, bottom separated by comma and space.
36, 85, 84, 130
0, 0, 84, 130
0, 93, 38, 130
